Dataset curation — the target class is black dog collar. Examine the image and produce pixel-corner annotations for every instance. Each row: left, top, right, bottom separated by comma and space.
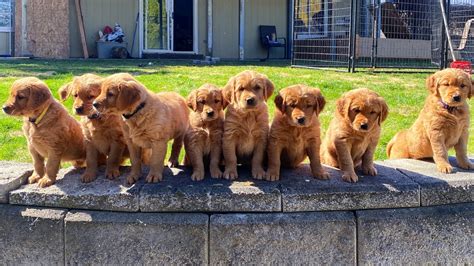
88, 113, 101, 120
123, 102, 146, 120
439, 100, 457, 113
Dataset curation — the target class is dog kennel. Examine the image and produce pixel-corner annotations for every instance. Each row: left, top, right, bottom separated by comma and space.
292, 0, 474, 71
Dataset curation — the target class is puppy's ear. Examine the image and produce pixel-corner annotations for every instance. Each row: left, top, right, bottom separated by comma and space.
219, 90, 229, 109
187, 90, 197, 111
469, 80, 473, 99
264, 78, 275, 100
58, 82, 72, 101
314, 89, 326, 115
30, 83, 51, 107
117, 80, 141, 111
426, 74, 439, 96
274, 92, 285, 113
222, 77, 235, 104
377, 97, 389, 125
336, 96, 347, 117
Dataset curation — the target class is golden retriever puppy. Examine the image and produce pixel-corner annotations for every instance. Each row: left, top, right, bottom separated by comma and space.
387, 68, 473, 173
93, 73, 189, 184
184, 84, 227, 181
321, 88, 388, 183
2, 77, 86, 187
222, 70, 274, 180
59, 73, 129, 183
266, 84, 329, 181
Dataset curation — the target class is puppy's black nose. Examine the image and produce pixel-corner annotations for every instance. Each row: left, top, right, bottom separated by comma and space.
453, 95, 461, 102
92, 101, 100, 109
360, 123, 368, 130
297, 117, 305, 125
246, 98, 255, 106
207, 110, 215, 117
2, 105, 9, 114
75, 106, 84, 114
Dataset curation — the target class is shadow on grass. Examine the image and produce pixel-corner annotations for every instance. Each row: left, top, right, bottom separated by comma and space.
0, 59, 291, 78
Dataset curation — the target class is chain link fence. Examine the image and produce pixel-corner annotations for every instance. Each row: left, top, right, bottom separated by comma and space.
292, 0, 473, 72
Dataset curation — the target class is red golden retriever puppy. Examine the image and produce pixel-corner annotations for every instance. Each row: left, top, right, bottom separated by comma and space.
93, 73, 189, 184
184, 84, 227, 181
221, 70, 274, 180
59, 73, 129, 183
2, 77, 86, 187
321, 88, 388, 183
266, 84, 329, 181
387, 68, 473, 173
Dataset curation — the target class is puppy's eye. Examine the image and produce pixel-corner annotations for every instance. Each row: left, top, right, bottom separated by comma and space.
238, 87, 245, 92
16, 95, 25, 100
442, 83, 449, 86
88, 95, 95, 100
73, 94, 78, 98
307, 104, 313, 108
107, 92, 114, 97
353, 109, 360, 113
370, 111, 376, 114
215, 99, 220, 103
255, 86, 261, 91
460, 84, 466, 88
198, 99, 206, 104
289, 103, 297, 108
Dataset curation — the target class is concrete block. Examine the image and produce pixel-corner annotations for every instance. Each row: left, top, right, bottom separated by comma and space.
0, 161, 32, 203
10, 167, 142, 212
280, 163, 419, 212
65, 210, 208, 265
139, 167, 281, 212
357, 203, 474, 264
380, 158, 474, 206
0, 204, 65, 265
210, 212, 355, 265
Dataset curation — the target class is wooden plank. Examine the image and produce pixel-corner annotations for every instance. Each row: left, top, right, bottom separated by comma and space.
75, 0, 89, 59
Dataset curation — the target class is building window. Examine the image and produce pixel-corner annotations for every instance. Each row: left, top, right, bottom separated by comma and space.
0, 0, 13, 32
294, 0, 329, 39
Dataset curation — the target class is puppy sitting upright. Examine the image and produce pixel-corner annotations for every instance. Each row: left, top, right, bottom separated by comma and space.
266, 84, 329, 181
387, 68, 473, 173
59, 73, 128, 183
2, 77, 86, 187
93, 73, 189, 184
222, 70, 274, 180
184, 84, 227, 181
321, 88, 388, 183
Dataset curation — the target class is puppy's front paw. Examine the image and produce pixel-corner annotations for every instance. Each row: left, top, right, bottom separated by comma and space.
437, 163, 453, 174
38, 176, 55, 188
81, 171, 97, 183
105, 167, 121, 180
146, 172, 163, 183
457, 160, 474, 170
265, 168, 280, 181
28, 172, 42, 184
342, 171, 359, 183
252, 166, 265, 180
361, 164, 378, 176
210, 166, 223, 179
313, 169, 330, 180
223, 168, 238, 180
126, 172, 141, 185
191, 169, 205, 181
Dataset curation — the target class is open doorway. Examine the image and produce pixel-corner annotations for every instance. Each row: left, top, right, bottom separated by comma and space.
173, 0, 193, 51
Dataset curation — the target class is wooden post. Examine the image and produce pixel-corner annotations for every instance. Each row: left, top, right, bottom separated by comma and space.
75, 0, 89, 59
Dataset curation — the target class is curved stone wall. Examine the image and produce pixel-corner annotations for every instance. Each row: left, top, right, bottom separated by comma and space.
0, 158, 473, 264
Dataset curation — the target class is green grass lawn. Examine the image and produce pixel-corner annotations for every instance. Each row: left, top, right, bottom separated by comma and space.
0, 59, 472, 165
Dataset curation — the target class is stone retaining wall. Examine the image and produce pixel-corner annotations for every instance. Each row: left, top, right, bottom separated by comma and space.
0, 158, 473, 264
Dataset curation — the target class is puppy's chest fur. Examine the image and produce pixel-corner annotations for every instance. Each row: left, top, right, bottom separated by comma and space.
425, 107, 469, 147
83, 115, 125, 154
225, 107, 268, 156
188, 117, 223, 155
